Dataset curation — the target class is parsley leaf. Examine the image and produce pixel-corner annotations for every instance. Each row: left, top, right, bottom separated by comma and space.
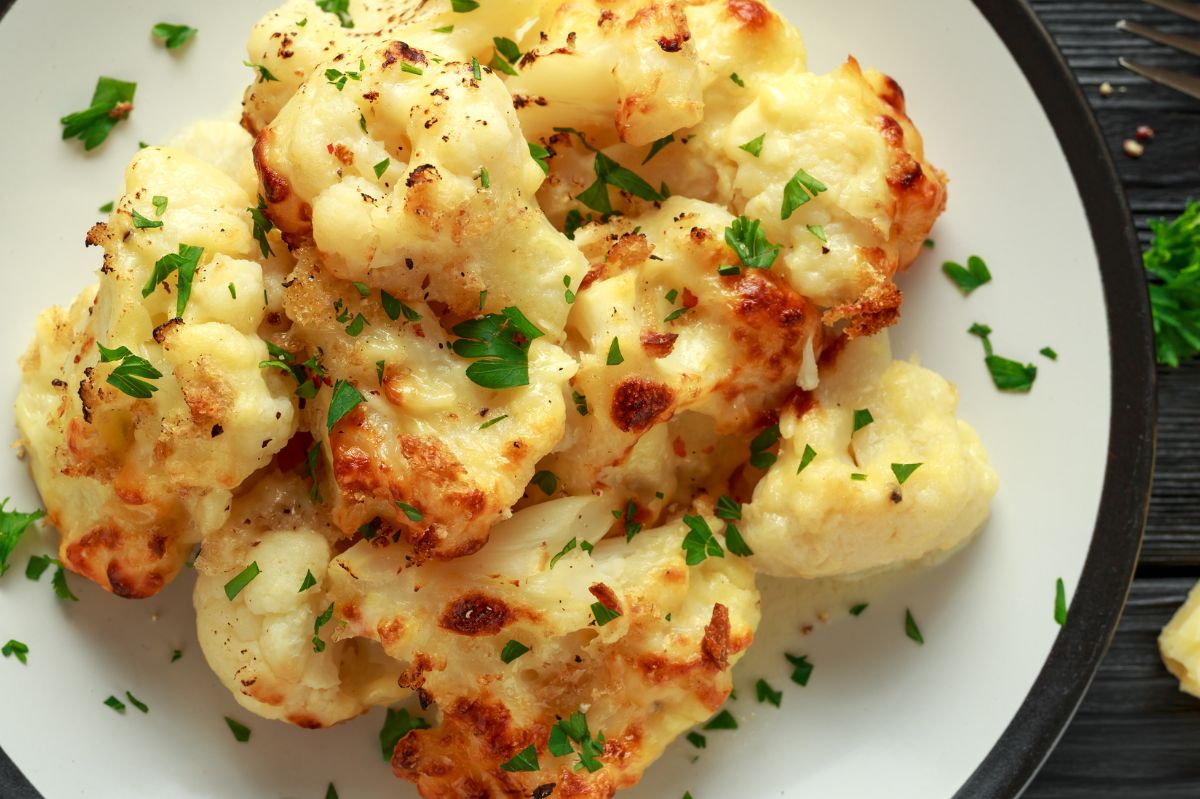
591, 601, 622, 626
724, 216, 781, 270
530, 470, 558, 495
315, 0, 354, 27
142, 244, 204, 317
576, 149, 664, 213
528, 141, 551, 175
126, 691, 149, 713
968, 323, 1037, 392
60, 77, 136, 150
849, 603, 869, 616
500, 744, 540, 773
244, 61, 279, 83
786, 653, 813, 686
1145, 200, 1200, 367
795, 443, 817, 474
730, 73, 745, 87
97, 343, 163, 399
312, 602, 335, 652
249, 194, 275, 258
151, 23, 197, 50
397, 502, 424, 522
852, 408, 874, 433
500, 639, 530, 663
681, 515, 725, 565
942, 255, 992, 295
723, 523, 753, 557
749, 424, 781, 469
325, 59, 365, 91
1055, 578, 1068, 625
1040, 346, 1058, 360
781, 168, 828, 219
451, 307, 544, 389
905, 608, 924, 644
606, 337, 624, 366
327, 380, 365, 430
572, 390, 589, 416
686, 731, 706, 749
549, 537, 578, 569
703, 710, 738, 730
379, 708, 430, 760
642, 133, 675, 165
27, 555, 77, 601
374, 158, 390, 179
1, 640, 28, 664
381, 291, 421, 322
224, 562, 260, 600
755, 678, 782, 707
715, 495, 741, 521
224, 716, 252, 742
131, 209, 162, 229
891, 463, 922, 484
739, 133, 765, 157
807, 224, 827, 242
0, 500, 45, 577
104, 695, 126, 713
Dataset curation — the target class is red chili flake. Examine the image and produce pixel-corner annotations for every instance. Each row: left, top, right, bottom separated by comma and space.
326, 143, 335, 154
681, 288, 699, 309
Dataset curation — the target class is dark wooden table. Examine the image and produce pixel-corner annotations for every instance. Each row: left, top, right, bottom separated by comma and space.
1024, 2, 1200, 797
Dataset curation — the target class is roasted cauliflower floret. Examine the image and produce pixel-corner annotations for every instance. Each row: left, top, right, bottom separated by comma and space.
1161, 581, 1200, 699
740, 332, 997, 578
254, 38, 586, 337
195, 472, 406, 727
327, 497, 759, 797
541, 197, 820, 503
15, 147, 297, 597
282, 252, 576, 559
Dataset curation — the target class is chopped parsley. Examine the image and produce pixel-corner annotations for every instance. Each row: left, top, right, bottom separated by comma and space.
1041, 346, 1058, 360
244, 61, 278, 83
528, 141, 551, 175
730, 73, 745, 87
142, 244, 204, 317
433, 24, 454, 33
223, 561, 260, 600
849, 603, 869, 616
104, 696, 126, 713
703, 710, 737, 730
723, 216, 781, 273
451, 307, 544, 389
781, 168, 828, 219
489, 38, 520, 76
99, 201, 114, 213
549, 711, 606, 772
563, 209, 590, 239
563, 275, 575, 304
305, 443, 324, 502
380, 291, 421, 322
1055, 578, 1068, 625
0, 500, 45, 577
60, 77, 137, 150
850, 473, 867, 481
379, 708, 430, 760
715, 495, 741, 521
401, 62, 424, 76
326, 784, 338, 799
591, 601, 622, 627
796, 443, 817, 474
327, 380, 365, 430
224, 716, 252, 742
942, 255, 992, 295
642, 133, 675, 165
452, 0, 480, 11
25, 554, 77, 601
681, 515, 724, 565
132, 208, 161, 229
249, 194, 275, 258
613, 501, 642, 542
1, 640, 28, 665
500, 640, 530, 664
171, 649, 183, 662
479, 166, 491, 188
807, 224, 827, 243
904, 609, 924, 644
98, 343, 163, 399
749, 423, 781, 469
312, 602, 335, 653
606, 337, 624, 366
126, 691, 149, 713
374, 158, 390, 179
500, 744, 540, 773
852, 408, 874, 432
723, 523, 753, 557
786, 653, 813, 686
549, 537, 579, 569
968, 323, 1037, 392
572, 390, 589, 416
739, 133, 765, 157
227, 283, 237, 299
891, 463, 922, 484
397, 502, 424, 522
686, 732, 706, 749
576, 150, 664, 214
344, 313, 368, 336
479, 414, 508, 430
315, 0, 353, 27
151, 22, 197, 50
471, 56, 482, 81
25, 554, 51, 580
325, 58, 365, 91
351, 281, 371, 298
530, 470, 558, 495
1145, 200, 1200, 366
755, 678, 782, 707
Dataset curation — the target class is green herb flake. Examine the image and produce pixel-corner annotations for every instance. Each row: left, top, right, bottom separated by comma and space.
452, 0, 480, 11
807, 224, 827, 243
374, 158, 390, 179
530, 470, 558, 495
786, 653, 813, 686
528, 141, 551, 175
126, 691, 149, 713
397, 502, 424, 522
249, 194, 275, 258
681, 515, 725, 565
591, 601, 622, 627
642, 133, 675, 165
171, 649, 183, 663
401, 62, 424, 76
905, 608, 924, 644
1, 640, 28, 665
479, 414, 509, 430
739, 133, 765, 157
891, 463, 922, 484
500, 744, 540, 773
730, 73, 744, 87
725, 216, 781, 270
1040, 346, 1058, 360
227, 283, 237, 299
849, 603, 869, 617
686, 731, 706, 749
749, 423, 781, 470
715, 495, 741, 521
99, 201, 115, 213
142, 243, 204, 317
0, 500, 45, 577
942, 255, 992, 295
25, 554, 51, 581
312, 602, 335, 653
781, 168, 828, 219
298, 18, 307, 27
350, 281, 371, 298
795, 443, 817, 475
224, 562, 260, 601
755, 678, 782, 707
968, 323, 1038, 392
344, 313, 369, 337
433, 24, 454, 33
1145, 200, 1200, 367
224, 716, 252, 743
379, 708, 430, 760
850, 473, 867, 481
606, 337, 624, 366
60, 77, 137, 150
51, 565, 78, 601
305, 442, 324, 502
97, 343, 164, 399
471, 56, 482, 81
500, 639, 530, 664
131, 209, 162, 229
451, 307, 545, 390
104, 695, 126, 713
573, 390, 589, 416
244, 61, 279, 83
1055, 578, 1068, 626
152, 23, 197, 49
315, 0, 353, 27
479, 166, 491, 188
549, 537, 577, 569
325, 784, 337, 799
723, 523, 753, 557
299, 569, 317, 593
327, 380, 366, 430
852, 408, 874, 432
703, 710, 738, 731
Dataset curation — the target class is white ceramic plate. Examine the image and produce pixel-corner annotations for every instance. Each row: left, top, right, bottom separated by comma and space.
0, 1, 1154, 798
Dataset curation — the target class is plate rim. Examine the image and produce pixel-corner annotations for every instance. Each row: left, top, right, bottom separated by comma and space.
0, 0, 1157, 797
953, 0, 1155, 796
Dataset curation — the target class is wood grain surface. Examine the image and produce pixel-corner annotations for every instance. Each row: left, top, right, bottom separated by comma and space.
1025, 1, 1200, 796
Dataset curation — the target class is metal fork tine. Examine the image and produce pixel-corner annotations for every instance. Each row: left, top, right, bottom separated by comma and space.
1119, 57, 1200, 100
1143, 0, 1200, 24
1118, 19, 1200, 57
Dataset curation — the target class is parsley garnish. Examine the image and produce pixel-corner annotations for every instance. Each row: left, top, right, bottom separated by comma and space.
249, 194, 275, 258
591, 602, 622, 626
572, 390, 589, 416
723, 523, 753, 557
326, 58, 365, 91
749, 424, 780, 469
396, 502, 424, 522
99, 200, 114, 213
151, 23, 197, 50
224, 716, 252, 742
381, 291, 421, 322
730, 73, 745, 87
904, 609, 924, 644
781, 168, 828, 219
575, 148, 664, 214
305, 443, 324, 502
786, 653, 812, 686
143, 244, 203, 317
433, 24, 454, 33
60, 77, 136, 150
374, 158, 390, 179
852, 408, 874, 433
891, 463, 922, 484
739, 133, 765, 157
500, 744, 540, 773
500, 640, 530, 663
244, 61, 278, 83
549, 537, 578, 569
942, 255, 992, 295
401, 62, 424, 76
850, 473, 868, 481
606, 337, 624, 366
1145, 200, 1200, 366
724, 216, 780, 272
1055, 578, 1068, 625
968, 323, 1037, 392
0, 500, 44, 577
451, 307, 544, 389
715, 495, 741, 521
479, 414, 508, 430
379, 708, 430, 760
528, 141, 551, 175
849, 603, 869, 616
327, 380, 365, 430
104, 696, 126, 712
471, 56, 482, 81
681, 515, 724, 565
479, 166, 491, 188
563, 209, 590, 239
133, 207, 162, 229
171, 649, 183, 662
1, 640, 28, 664
642, 133, 675, 165
326, 784, 338, 799
530, 470, 558, 495
613, 501, 642, 542
807, 224, 827, 243
26, 554, 77, 601
686, 732, 706, 749
98, 343, 163, 399
563, 275, 575, 304
703, 710, 737, 730
315, 0, 353, 27
796, 443, 817, 474
1040, 346, 1058, 360
344, 313, 368, 336
126, 692, 149, 713
224, 562, 260, 600
312, 602, 335, 652
755, 678, 782, 707
549, 711, 606, 772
